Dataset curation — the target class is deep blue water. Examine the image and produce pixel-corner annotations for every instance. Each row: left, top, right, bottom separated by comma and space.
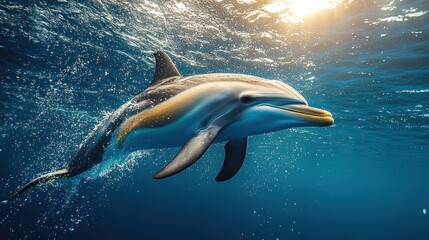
1, 0, 429, 239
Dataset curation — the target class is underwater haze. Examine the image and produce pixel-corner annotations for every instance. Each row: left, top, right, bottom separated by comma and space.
1, 0, 429, 239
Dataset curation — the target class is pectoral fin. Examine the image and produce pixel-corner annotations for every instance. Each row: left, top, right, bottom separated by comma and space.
154, 126, 221, 179
215, 137, 247, 182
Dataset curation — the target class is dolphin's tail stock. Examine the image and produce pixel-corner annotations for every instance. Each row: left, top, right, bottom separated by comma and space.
2, 168, 70, 204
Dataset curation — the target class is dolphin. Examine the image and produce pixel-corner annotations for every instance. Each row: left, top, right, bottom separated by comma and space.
2, 50, 333, 203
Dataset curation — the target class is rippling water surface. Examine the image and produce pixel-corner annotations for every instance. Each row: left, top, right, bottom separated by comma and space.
1, 0, 428, 239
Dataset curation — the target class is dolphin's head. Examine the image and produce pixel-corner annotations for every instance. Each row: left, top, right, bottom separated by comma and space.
221, 78, 334, 138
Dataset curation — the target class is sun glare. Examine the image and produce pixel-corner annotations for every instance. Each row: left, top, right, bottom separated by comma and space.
289, 0, 342, 17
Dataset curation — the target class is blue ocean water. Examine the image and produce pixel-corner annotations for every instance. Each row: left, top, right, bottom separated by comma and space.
1, 0, 428, 239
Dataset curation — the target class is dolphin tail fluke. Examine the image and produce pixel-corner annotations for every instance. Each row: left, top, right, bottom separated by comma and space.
3, 168, 70, 203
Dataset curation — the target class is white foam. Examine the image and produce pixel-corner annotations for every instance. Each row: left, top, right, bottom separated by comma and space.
396, 89, 429, 93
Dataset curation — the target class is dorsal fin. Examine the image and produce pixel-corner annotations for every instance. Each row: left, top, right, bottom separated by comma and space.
151, 50, 181, 86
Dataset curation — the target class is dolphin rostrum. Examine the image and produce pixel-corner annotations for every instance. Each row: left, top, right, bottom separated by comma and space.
3, 50, 334, 203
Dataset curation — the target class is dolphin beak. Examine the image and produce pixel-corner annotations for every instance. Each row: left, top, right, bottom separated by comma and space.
280, 104, 334, 126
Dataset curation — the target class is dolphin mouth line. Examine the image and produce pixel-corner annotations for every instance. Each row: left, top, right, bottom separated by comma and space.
280, 104, 332, 117
267, 104, 334, 126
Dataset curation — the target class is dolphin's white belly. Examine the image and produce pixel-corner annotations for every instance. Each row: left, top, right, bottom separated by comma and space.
119, 110, 204, 152
117, 90, 240, 152
118, 106, 287, 151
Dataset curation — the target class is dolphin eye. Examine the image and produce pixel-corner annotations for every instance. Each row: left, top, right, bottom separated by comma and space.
240, 95, 253, 104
